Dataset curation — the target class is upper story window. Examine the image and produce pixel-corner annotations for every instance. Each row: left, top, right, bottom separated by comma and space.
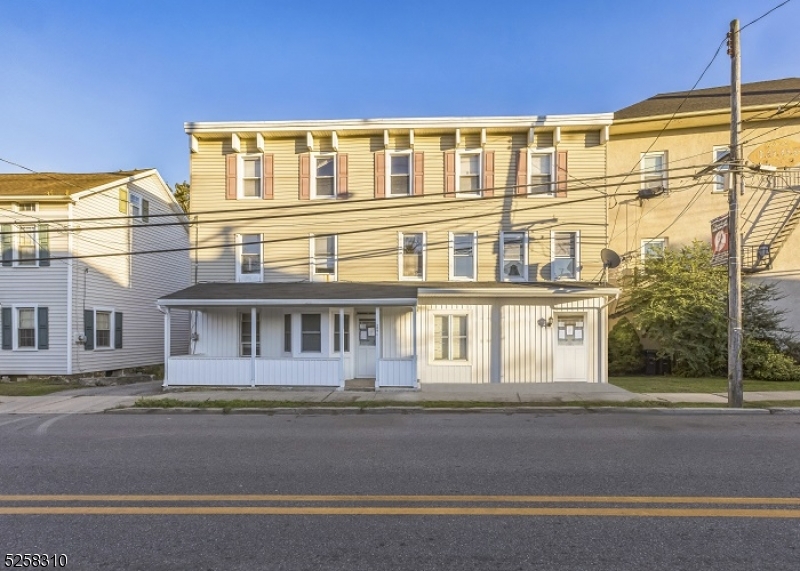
128, 192, 150, 222
500, 231, 528, 282
389, 153, 412, 196
399, 232, 425, 281
311, 235, 337, 280
235, 234, 263, 282
552, 232, 579, 280
713, 146, 729, 193
241, 155, 263, 198
641, 152, 667, 190
1, 224, 50, 268
313, 155, 336, 198
641, 238, 667, 261
15, 203, 37, 212
458, 152, 482, 197
450, 232, 477, 281
529, 150, 555, 197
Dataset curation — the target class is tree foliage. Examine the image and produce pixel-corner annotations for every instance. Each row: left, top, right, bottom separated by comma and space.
620, 241, 800, 379
173, 181, 190, 213
608, 317, 645, 375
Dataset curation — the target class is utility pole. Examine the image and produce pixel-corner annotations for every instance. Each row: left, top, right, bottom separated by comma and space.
727, 19, 744, 407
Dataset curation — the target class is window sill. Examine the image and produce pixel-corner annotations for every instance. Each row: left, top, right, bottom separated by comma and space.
399, 276, 425, 282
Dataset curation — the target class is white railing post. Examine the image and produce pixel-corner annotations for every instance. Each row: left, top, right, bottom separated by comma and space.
250, 307, 257, 387
375, 307, 381, 390
412, 305, 419, 389
339, 308, 345, 390
163, 308, 171, 388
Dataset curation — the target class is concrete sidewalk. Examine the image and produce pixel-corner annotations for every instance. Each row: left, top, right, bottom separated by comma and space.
1, 382, 799, 414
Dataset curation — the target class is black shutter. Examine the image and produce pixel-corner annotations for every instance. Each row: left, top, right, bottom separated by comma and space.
1, 307, 11, 349
142, 200, 150, 223
114, 312, 123, 349
1, 224, 12, 267
38, 224, 50, 266
84, 309, 94, 350
37, 307, 49, 349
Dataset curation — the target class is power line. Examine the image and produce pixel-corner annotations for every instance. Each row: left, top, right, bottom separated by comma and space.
740, 0, 793, 31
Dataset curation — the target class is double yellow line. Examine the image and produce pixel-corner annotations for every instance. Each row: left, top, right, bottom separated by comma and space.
1, 495, 799, 518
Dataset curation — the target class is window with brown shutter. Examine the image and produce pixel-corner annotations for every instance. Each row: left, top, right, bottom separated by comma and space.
262, 154, 274, 199
413, 151, 424, 196
226, 154, 237, 199
444, 151, 456, 197
556, 151, 568, 197
516, 149, 527, 195
337, 154, 348, 198
299, 154, 310, 200
374, 152, 385, 198
483, 151, 495, 197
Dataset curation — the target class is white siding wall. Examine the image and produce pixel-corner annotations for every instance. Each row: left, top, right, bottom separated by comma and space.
0, 203, 70, 374
71, 174, 190, 373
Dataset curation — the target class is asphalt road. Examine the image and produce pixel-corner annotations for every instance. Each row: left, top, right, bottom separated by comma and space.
1, 412, 799, 570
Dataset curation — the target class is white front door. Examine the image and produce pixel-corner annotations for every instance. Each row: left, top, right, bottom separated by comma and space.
356, 316, 377, 378
554, 314, 588, 381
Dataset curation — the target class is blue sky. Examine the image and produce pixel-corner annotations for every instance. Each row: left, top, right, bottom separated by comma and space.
0, 0, 797, 187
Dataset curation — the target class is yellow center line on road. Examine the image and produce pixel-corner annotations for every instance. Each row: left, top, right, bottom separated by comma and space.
1, 506, 800, 518
0, 494, 799, 505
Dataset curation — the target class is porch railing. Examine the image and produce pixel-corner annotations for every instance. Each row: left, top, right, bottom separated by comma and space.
166, 356, 340, 387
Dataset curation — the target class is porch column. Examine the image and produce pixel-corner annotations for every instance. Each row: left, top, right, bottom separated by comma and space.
412, 305, 419, 389
338, 308, 345, 390
375, 307, 381, 390
250, 307, 257, 387
162, 308, 171, 388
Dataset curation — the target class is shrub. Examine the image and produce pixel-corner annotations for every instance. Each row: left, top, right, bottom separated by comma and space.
608, 318, 645, 375
743, 338, 800, 381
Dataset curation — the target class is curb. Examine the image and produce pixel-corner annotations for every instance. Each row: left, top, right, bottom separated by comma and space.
105, 405, 791, 415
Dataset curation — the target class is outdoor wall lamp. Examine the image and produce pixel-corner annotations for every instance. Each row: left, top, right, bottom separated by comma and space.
537, 317, 553, 328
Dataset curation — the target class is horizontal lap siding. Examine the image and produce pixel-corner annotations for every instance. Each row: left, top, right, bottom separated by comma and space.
191, 131, 607, 284
0, 204, 70, 374
72, 174, 190, 373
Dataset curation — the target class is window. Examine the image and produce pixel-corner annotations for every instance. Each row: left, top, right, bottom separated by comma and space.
284, 314, 292, 353
333, 313, 351, 353
311, 235, 337, 279
529, 151, 555, 196
641, 152, 667, 190
500, 231, 528, 281
240, 155, 263, 198
388, 153, 411, 196
17, 308, 36, 349
713, 146, 730, 192
399, 232, 425, 280
313, 155, 336, 198
95, 311, 112, 348
16, 203, 37, 212
641, 238, 667, 260
301, 314, 322, 353
450, 232, 476, 280
236, 234, 263, 282
17, 225, 37, 266
1, 224, 49, 268
457, 152, 482, 196
552, 232, 579, 280
433, 314, 468, 361
128, 192, 149, 222
240, 312, 261, 357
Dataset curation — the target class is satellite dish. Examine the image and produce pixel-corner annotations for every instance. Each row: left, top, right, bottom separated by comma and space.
601, 248, 621, 269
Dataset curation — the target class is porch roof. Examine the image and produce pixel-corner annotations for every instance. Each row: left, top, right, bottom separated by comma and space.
157, 281, 619, 308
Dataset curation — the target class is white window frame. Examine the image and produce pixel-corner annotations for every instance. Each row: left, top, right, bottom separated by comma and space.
385, 150, 414, 197
93, 307, 115, 351
300, 312, 323, 354
456, 149, 483, 198
449, 232, 477, 281
237, 154, 263, 199
331, 310, 352, 354
499, 231, 528, 282
239, 311, 261, 357
398, 232, 426, 281
13, 304, 38, 351
127, 192, 150, 223
430, 312, 470, 364
527, 148, 556, 197
311, 152, 338, 200
641, 238, 667, 261
310, 234, 338, 281
14, 202, 38, 212
641, 151, 668, 191
551, 231, 580, 281
13, 224, 40, 268
712, 146, 730, 193
235, 233, 263, 283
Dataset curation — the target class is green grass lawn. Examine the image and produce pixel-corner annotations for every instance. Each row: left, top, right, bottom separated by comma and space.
0, 380, 75, 397
610, 376, 800, 393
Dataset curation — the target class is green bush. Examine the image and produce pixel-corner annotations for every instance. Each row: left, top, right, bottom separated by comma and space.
743, 338, 800, 381
608, 318, 645, 375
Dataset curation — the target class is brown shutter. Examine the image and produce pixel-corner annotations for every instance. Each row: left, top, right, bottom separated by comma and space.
413, 151, 424, 196
337, 153, 348, 198
444, 151, 456, 197
225, 154, 237, 199
516, 149, 528, 195
299, 154, 310, 200
483, 151, 495, 197
374, 152, 385, 198
262, 154, 274, 199
556, 150, 568, 197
